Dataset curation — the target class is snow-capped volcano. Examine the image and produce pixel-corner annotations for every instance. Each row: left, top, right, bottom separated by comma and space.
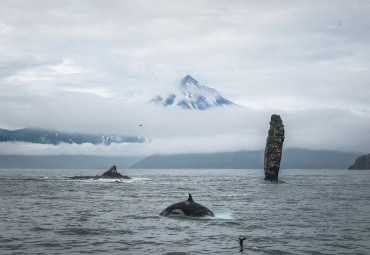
152, 75, 235, 110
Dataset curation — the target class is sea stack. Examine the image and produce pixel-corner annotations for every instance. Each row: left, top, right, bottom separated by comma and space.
264, 114, 285, 180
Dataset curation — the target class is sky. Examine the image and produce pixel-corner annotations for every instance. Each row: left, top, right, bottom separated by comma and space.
0, 0, 369, 156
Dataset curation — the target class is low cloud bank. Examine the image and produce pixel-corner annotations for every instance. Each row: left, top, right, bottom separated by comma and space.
0, 106, 369, 156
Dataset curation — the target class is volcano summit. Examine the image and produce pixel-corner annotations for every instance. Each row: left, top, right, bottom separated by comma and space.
152, 75, 235, 110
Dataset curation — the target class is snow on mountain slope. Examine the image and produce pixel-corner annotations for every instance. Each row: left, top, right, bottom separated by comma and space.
152, 75, 235, 110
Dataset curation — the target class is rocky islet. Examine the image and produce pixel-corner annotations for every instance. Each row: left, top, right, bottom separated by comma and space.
70, 165, 131, 180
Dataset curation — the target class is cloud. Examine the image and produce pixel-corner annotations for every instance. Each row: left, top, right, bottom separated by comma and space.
0, 1, 369, 155
0, 101, 369, 156
5, 58, 90, 83
0, 133, 256, 156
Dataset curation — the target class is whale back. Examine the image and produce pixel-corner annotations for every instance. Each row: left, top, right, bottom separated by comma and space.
159, 194, 215, 217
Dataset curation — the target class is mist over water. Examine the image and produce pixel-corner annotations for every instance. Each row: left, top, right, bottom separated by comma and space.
1, 169, 369, 255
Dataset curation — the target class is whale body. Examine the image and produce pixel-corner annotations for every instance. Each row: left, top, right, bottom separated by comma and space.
159, 194, 215, 217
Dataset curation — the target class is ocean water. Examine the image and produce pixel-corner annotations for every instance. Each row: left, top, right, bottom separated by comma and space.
0, 168, 369, 255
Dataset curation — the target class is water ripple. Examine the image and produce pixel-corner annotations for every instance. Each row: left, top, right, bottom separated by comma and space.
0, 169, 370, 254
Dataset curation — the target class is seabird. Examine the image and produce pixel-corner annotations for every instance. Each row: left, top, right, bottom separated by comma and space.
238, 237, 247, 247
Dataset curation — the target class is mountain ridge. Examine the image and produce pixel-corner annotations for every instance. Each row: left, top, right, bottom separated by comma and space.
130, 148, 361, 169
0, 127, 149, 145
0, 149, 361, 169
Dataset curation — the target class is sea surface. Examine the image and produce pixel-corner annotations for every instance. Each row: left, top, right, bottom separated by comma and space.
0, 168, 369, 255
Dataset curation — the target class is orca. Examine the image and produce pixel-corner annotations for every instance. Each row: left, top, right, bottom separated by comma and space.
159, 194, 215, 218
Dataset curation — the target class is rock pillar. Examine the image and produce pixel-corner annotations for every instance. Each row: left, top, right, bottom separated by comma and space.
264, 114, 285, 180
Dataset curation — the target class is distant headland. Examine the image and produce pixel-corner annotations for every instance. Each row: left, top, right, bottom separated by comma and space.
348, 154, 370, 170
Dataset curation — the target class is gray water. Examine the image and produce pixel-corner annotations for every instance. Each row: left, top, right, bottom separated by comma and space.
0, 168, 369, 255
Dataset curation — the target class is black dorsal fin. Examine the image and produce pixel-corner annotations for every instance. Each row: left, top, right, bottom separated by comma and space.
187, 193, 194, 202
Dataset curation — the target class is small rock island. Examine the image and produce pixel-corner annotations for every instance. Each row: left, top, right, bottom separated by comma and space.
70, 165, 131, 180
348, 154, 370, 170
264, 114, 285, 180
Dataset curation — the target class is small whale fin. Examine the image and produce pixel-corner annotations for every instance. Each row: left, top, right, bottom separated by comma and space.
187, 193, 194, 202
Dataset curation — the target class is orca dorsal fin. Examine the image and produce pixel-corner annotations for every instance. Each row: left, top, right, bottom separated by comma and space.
187, 193, 194, 202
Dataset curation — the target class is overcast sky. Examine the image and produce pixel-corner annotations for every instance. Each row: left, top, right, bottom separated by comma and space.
0, 0, 369, 156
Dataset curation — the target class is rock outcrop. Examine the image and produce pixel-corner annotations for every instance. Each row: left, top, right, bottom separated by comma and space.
264, 114, 285, 180
70, 165, 131, 180
348, 154, 370, 170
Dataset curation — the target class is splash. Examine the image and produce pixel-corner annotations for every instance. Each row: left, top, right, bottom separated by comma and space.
212, 210, 235, 220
